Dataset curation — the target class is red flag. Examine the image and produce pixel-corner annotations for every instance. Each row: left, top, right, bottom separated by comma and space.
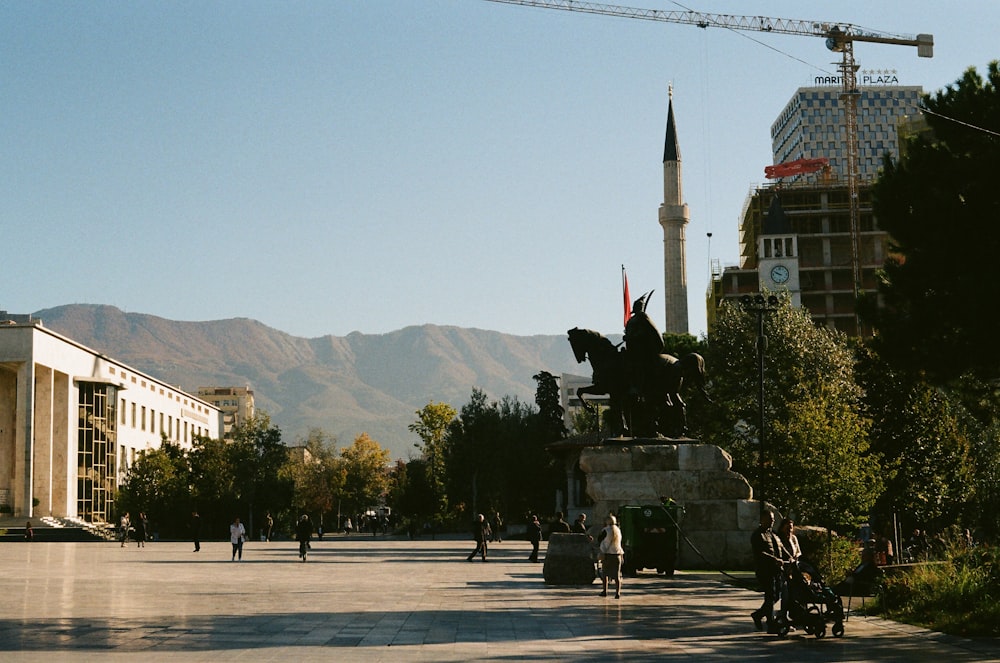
622, 265, 631, 327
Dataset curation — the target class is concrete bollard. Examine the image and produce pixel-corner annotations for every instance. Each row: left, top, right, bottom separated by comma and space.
543, 533, 597, 585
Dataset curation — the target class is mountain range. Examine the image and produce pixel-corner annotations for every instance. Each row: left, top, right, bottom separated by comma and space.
33, 304, 584, 459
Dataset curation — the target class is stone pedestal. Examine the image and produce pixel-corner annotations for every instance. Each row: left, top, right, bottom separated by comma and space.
542, 533, 597, 585
578, 442, 759, 569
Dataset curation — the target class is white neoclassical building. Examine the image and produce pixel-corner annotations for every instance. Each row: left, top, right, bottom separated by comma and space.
0, 317, 221, 523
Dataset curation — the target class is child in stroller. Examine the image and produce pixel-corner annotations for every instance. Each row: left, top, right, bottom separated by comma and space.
775, 558, 846, 638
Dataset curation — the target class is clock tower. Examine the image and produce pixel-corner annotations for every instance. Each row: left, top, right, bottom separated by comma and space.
758, 194, 801, 304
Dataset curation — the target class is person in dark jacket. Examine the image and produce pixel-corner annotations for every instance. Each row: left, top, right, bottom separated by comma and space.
466, 514, 489, 562
527, 515, 542, 562
750, 509, 787, 633
191, 511, 201, 552
296, 515, 313, 562
547, 511, 571, 539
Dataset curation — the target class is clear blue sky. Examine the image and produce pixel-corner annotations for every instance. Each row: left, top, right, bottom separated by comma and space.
3, 1, 996, 340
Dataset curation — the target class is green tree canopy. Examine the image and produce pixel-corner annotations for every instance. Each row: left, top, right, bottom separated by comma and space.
700, 296, 880, 530
116, 438, 189, 536
869, 61, 1000, 382
282, 428, 345, 523
339, 433, 391, 515
405, 401, 457, 523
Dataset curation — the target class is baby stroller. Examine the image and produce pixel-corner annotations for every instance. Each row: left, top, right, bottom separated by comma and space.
775, 559, 846, 638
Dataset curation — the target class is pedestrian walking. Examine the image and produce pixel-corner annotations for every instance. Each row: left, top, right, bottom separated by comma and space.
135, 512, 148, 547
466, 514, 489, 562
296, 514, 313, 562
119, 513, 131, 547
264, 512, 274, 542
599, 514, 624, 599
230, 516, 246, 561
191, 511, 202, 552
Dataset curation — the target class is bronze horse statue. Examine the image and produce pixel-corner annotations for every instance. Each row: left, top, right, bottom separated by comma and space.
567, 327, 710, 438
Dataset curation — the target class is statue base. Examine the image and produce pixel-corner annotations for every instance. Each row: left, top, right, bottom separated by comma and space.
579, 440, 760, 570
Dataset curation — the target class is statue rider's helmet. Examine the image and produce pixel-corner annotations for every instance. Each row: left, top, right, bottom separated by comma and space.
631, 294, 648, 315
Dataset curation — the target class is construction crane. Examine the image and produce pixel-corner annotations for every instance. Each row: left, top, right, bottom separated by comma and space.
483, 0, 933, 310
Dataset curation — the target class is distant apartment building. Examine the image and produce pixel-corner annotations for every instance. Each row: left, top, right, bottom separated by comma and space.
708, 83, 922, 337
197, 386, 255, 438
0, 316, 222, 522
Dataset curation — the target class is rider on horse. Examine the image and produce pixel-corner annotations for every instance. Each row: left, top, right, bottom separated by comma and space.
623, 292, 664, 399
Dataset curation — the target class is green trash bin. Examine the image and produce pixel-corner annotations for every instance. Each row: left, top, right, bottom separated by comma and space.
619, 501, 682, 576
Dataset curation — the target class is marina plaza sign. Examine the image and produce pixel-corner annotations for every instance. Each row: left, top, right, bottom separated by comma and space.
814, 69, 901, 86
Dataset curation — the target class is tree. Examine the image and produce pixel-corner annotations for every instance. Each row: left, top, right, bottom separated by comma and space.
228, 413, 294, 537
532, 371, 567, 441
869, 61, 1000, 383
188, 434, 237, 534
339, 433, 391, 516
407, 401, 456, 524
700, 296, 880, 530
116, 438, 189, 537
282, 428, 345, 529
857, 348, 976, 532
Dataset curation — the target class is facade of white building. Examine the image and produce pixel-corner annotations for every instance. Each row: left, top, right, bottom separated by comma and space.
0, 320, 222, 522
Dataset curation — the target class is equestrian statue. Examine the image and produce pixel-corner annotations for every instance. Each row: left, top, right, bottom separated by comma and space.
568, 292, 710, 439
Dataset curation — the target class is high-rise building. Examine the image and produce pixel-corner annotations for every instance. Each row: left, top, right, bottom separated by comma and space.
709, 84, 923, 337
771, 84, 922, 181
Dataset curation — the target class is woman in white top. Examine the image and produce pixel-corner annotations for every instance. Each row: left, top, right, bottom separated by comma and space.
230, 516, 246, 561
599, 514, 625, 599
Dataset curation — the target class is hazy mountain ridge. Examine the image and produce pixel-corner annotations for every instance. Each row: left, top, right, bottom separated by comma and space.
33, 304, 582, 458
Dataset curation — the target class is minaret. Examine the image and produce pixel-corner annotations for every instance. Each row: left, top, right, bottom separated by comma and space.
659, 86, 690, 334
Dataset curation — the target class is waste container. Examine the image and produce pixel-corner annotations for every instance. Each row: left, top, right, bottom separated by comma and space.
619, 501, 682, 576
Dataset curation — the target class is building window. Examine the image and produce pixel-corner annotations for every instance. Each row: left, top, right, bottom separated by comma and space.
131, 402, 136, 428
141, 406, 146, 431
77, 382, 118, 524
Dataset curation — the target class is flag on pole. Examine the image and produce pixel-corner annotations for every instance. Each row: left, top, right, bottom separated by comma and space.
622, 265, 631, 327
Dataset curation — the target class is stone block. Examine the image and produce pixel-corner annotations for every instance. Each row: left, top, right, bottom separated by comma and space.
543, 533, 597, 585
677, 444, 732, 472
586, 472, 657, 502
630, 444, 680, 471
698, 471, 753, 500
680, 500, 740, 532
648, 471, 699, 501
725, 530, 755, 568
679, 529, 726, 568
737, 500, 762, 531
579, 446, 634, 473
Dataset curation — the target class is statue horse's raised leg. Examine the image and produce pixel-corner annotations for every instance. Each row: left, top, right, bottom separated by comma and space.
577, 385, 627, 437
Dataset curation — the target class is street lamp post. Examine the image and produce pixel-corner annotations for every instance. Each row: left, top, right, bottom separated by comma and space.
740, 294, 779, 515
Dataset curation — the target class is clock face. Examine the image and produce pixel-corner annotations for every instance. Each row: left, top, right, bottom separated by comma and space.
770, 264, 790, 284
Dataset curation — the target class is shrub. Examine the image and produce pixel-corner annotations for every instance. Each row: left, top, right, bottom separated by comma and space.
877, 543, 1000, 636
796, 527, 859, 584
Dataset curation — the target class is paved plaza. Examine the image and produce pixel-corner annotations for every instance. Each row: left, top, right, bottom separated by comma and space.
1, 536, 998, 662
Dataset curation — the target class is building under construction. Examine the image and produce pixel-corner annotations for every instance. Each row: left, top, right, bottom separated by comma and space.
709, 84, 924, 337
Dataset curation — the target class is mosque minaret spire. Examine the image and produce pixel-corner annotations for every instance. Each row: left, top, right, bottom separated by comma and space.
658, 84, 690, 334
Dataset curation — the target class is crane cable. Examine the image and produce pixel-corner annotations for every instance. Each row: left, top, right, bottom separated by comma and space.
667, 0, 833, 75
918, 105, 1000, 139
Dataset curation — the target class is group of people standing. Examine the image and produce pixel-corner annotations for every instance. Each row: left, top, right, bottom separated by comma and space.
118, 512, 150, 547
